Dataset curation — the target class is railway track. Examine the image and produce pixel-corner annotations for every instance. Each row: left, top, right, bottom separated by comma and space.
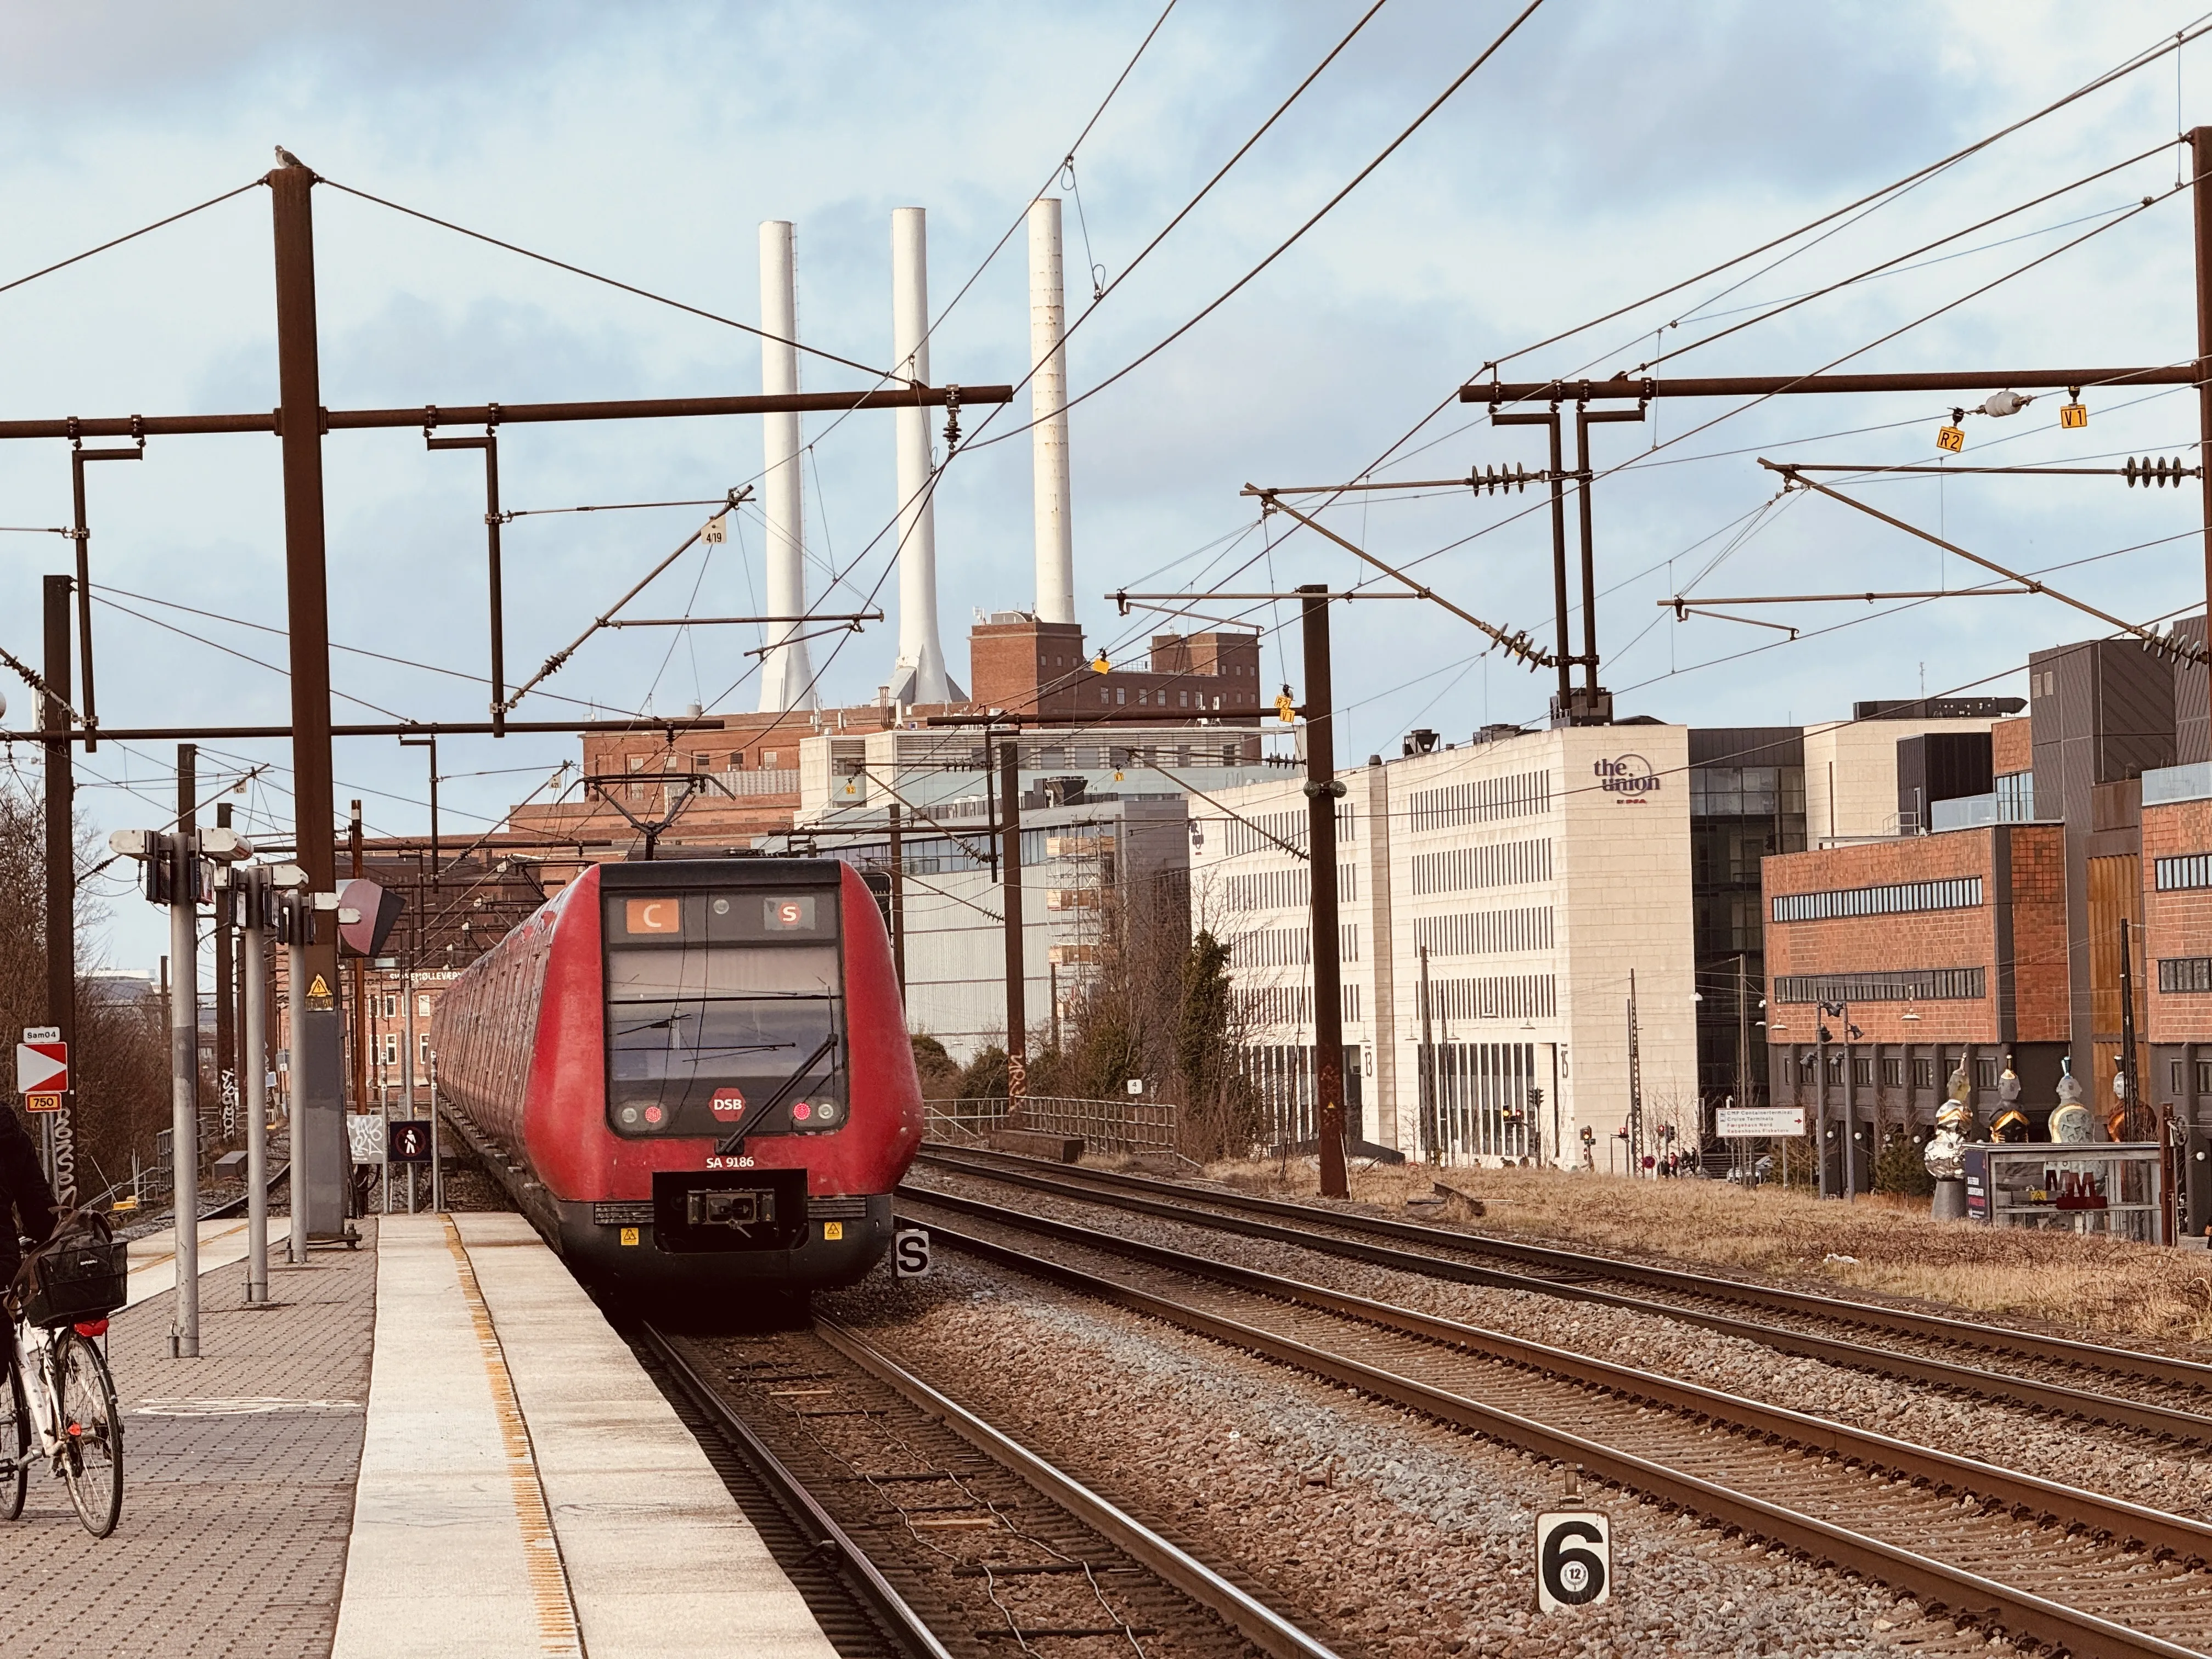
896, 1184, 2212, 1659
643, 1317, 1340, 1659
916, 1144, 2212, 1443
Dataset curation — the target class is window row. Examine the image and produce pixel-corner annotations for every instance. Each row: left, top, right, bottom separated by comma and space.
1771, 876, 1982, 923
1407, 770, 1550, 833
1408, 838, 1553, 898
1218, 863, 1360, 915
2155, 854, 2212, 891
1410, 905, 1554, 959
1221, 804, 1357, 858
1240, 982, 1363, 1029
1417, 973, 1557, 1023
1228, 923, 1361, 968
1772, 967, 1986, 1003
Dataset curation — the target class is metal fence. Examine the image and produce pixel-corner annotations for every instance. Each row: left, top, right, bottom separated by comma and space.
924, 1096, 1181, 1159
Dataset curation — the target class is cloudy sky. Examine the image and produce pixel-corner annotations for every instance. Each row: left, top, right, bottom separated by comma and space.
3, 1, 2209, 971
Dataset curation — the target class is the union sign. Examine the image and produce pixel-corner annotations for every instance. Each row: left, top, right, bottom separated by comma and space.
1594, 754, 1661, 802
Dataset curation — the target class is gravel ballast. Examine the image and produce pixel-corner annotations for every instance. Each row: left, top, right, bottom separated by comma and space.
906, 1169, 2212, 1525
826, 1244, 2001, 1658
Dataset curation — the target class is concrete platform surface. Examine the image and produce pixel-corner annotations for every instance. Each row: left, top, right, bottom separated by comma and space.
333, 1212, 835, 1659
127, 1216, 298, 1307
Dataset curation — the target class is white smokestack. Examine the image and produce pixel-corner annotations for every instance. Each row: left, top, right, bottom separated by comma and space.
886, 206, 960, 706
1028, 198, 1075, 626
757, 220, 816, 714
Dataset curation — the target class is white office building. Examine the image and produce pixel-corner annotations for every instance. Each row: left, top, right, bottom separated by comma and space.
1191, 723, 1699, 1166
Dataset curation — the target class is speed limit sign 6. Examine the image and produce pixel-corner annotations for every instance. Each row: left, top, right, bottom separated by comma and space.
1536, 1510, 1611, 1611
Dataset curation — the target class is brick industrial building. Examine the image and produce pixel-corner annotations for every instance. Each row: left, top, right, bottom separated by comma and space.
1762, 625, 2212, 1227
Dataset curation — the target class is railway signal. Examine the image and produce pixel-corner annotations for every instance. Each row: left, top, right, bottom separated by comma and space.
108, 815, 255, 1358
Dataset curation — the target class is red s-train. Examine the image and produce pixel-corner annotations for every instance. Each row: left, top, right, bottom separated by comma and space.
435, 858, 923, 1304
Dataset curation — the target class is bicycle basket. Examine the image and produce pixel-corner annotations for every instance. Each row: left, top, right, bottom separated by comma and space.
22, 1224, 128, 1329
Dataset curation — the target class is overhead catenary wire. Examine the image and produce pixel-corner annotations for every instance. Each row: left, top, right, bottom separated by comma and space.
966, 0, 1549, 454
0, 177, 264, 303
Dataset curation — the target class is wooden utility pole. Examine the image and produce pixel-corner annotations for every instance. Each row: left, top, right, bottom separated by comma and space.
1300, 584, 1349, 1199
999, 740, 1026, 1101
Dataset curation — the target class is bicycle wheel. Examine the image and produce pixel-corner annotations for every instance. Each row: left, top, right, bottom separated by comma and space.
0, 1354, 27, 1522
57, 1333, 121, 1538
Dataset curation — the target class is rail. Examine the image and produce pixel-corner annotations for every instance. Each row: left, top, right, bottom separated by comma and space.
901, 1190, 2212, 1659
917, 1143, 2212, 1393
644, 1317, 1339, 1659
922, 1096, 1182, 1159
912, 1146, 2212, 1442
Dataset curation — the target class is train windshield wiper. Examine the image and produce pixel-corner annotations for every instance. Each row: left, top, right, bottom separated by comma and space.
715, 1031, 839, 1155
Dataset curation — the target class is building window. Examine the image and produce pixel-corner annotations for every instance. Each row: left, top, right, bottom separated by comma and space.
1995, 771, 2034, 822
1851, 1057, 1873, 1086
1825, 1053, 1844, 1084
1975, 1058, 1999, 1090
2175, 1060, 2187, 1096
2156, 855, 2212, 891
762, 751, 778, 767
1881, 1057, 1904, 1087
1798, 1053, 1816, 1080
1912, 1058, 1936, 1089
2159, 957, 2212, 992
382, 994, 398, 1018
1774, 968, 1985, 1003
2199, 1060, 2212, 1095
1772, 877, 1982, 923
416, 994, 432, 1016
382, 1034, 398, 1064
420, 1034, 432, 1063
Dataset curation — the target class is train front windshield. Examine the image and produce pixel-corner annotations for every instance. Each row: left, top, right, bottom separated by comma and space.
602, 884, 848, 1139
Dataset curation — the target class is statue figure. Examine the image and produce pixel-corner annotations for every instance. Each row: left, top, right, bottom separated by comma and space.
1923, 1099, 1972, 1181
2049, 1058, 2093, 1144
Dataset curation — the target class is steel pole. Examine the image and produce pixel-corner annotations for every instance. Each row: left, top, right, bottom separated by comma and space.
168, 835, 200, 1357
999, 740, 1026, 1101
428, 1045, 442, 1214
41, 577, 76, 1211
241, 878, 269, 1301
213, 805, 235, 1142
270, 159, 348, 1243
1492, 407, 1571, 703
1301, 584, 1348, 1199
2192, 127, 2212, 625
285, 908, 310, 1262
888, 801, 906, 998
403, 963, 416, 1214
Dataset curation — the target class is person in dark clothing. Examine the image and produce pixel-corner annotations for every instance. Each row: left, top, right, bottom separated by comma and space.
0, 1104, 60, 1319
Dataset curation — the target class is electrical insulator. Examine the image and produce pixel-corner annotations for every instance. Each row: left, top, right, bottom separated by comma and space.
1469, 463, 1533, 496
2124, 456, 2188, 488
1980, 390, 2030, 418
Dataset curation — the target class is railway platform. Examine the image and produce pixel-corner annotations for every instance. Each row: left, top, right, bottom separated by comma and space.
7, 1212, 835, 1659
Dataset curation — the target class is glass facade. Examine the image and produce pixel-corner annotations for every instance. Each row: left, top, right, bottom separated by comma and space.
1691, 763, 1807, 1112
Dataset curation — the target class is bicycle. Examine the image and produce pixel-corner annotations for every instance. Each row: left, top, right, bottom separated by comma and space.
3, 1220, 126, 1538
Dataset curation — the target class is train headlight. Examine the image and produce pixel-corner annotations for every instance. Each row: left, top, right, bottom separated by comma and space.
620, 1106, 639, 1126
811, 1099, 840, 1127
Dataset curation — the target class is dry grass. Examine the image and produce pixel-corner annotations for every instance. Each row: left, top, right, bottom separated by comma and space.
1154, 1155, 2212, 1352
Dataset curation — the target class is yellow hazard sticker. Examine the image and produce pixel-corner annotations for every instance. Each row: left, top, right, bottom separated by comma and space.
619, 1226, 639, 1246
308, 974, 331, 998
822, 1221, 844, 1241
